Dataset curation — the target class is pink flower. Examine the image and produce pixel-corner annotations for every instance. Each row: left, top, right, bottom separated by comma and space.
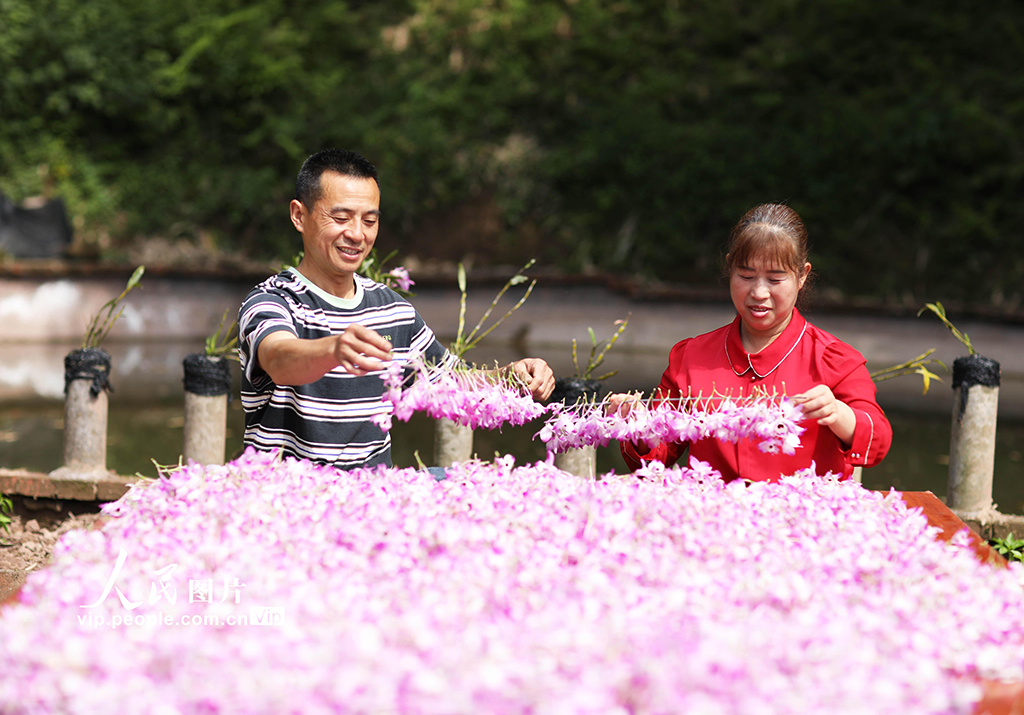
387, 267, 415, 292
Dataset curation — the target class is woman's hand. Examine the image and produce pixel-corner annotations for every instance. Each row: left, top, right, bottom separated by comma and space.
604, 392, 646, 418
792, 385, 856, 447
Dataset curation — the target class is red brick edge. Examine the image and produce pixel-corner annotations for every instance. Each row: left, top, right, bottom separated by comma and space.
899, 492, 1024, 715
900, 491, 1007, 568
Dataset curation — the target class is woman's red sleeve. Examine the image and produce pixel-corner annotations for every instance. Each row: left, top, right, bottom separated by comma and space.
821, 341, 893, 468
620, 341, 691, 471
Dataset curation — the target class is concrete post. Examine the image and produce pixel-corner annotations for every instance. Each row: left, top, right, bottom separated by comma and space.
182, 354, 232, 465
183, 393, 228, 465
548, 377, 602, 478
947, 355, 1000, 514
51, 348, 112, 480
57, 378, 109, 476
554, 446, 597, 478
434, 418, 474, 467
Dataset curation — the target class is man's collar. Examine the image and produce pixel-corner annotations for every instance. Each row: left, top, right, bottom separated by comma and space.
287, 267, 364, 308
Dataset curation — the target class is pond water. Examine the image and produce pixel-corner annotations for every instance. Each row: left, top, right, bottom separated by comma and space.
2, 338, 1023, 514
3, 401, 1024, 513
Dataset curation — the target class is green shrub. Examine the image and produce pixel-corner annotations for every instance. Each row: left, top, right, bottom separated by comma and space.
2, 0, 1022, 307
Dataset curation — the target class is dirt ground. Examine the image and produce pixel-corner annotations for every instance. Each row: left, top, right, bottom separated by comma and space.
0, 498, 105, 572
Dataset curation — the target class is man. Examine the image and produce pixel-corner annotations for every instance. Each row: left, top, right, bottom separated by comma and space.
239, 149, 554, 469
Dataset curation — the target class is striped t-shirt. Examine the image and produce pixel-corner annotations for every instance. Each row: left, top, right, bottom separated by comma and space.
239, 268, 458, 469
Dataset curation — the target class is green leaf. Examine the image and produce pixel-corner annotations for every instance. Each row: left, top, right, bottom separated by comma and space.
0, 493, 12, 533
914, 365, 943, 395
450, 260, 536, 358
125, 265, 145, 291
918, 301, 976, 355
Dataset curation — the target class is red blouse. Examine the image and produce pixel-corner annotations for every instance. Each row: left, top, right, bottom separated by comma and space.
621, 310, 892, 482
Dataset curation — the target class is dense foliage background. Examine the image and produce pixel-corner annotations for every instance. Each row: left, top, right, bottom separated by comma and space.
1, 0, 1022, 306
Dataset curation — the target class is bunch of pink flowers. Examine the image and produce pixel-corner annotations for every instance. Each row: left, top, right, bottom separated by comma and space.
539, 394, 805, 455
373, 356, 547, 432
377, 359, 806, 458
2, 450, 1023, 713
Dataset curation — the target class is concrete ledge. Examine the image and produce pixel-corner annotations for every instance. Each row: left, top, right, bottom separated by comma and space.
0, 469, 142, 502
954, 508, 1024, 543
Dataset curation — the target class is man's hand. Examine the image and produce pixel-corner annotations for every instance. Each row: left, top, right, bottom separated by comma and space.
258, 325, 392, 386
331, 324, 392, 376
509, 358, 555, 401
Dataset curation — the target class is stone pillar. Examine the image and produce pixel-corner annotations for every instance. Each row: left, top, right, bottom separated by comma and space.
434, 418, 474, 467
182, 354, 232, 465
51, 347, 112, 480
183, 394, 228, 465
548, 377, 602, 478
947, 355, 1000, 514
554, 446, 597, 478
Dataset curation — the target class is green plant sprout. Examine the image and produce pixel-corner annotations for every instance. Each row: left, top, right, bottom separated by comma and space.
140, 457, 186, 480
82, 266, 145, 348
357, 248, 393, 281
918, 301, 976, 355
280, 250, 304, 272
360, 248, 414, 297
0, 492, 12, 534
205, 309, 240, 361
869, 349, 946, 395
413, 450, 428, 471
449, 259, 536, 359
989, 533, 1024, 562
572, 315, 630, 381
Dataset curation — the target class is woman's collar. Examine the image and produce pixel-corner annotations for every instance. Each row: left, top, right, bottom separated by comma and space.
725, 309, 808, 379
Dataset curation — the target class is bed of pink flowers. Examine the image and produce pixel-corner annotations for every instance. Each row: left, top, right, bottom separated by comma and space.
2, 450, 1024, 714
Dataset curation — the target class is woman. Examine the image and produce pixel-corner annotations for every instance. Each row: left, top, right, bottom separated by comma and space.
611, 203, 891, 482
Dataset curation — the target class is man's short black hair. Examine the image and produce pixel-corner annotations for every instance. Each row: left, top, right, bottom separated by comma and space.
296, 149, 380, 209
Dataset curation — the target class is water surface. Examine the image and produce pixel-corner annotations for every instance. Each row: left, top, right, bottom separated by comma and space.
2, 339, 1023, 514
